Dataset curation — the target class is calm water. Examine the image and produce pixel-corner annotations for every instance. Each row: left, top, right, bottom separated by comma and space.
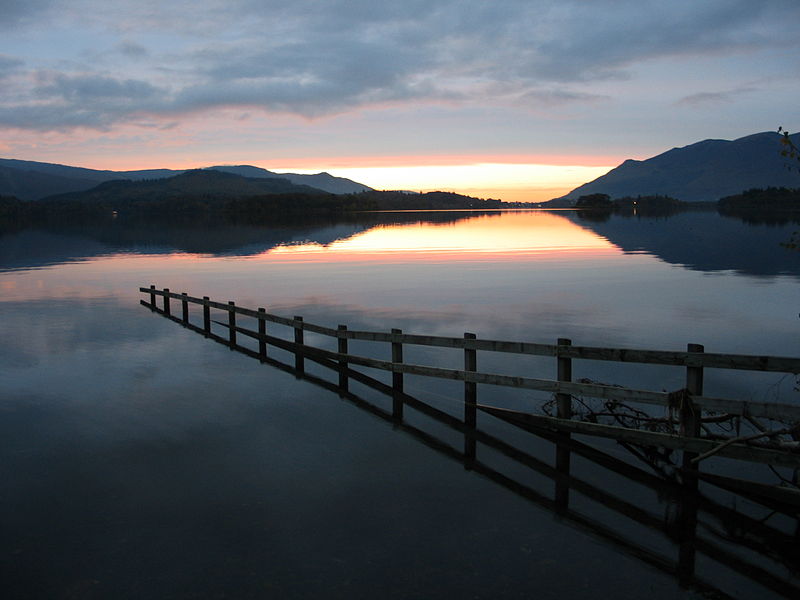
1, 210, 798, 599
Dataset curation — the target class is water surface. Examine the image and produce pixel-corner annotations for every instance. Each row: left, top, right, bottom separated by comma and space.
1, 210, 798, 599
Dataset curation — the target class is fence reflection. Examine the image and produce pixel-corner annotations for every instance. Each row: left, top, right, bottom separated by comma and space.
142, 296, 800, 599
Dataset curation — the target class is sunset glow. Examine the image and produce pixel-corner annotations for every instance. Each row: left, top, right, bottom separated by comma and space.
3, 2, 797, 199
275, 163, 614, 202
265, 211, 617, 262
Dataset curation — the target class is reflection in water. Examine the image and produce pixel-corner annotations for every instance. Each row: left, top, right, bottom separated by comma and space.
3, 209, 798, 275
147, 299, 800, 600
266, 211, 614, 262
0, 210, 616, 271
570, 208, 800, 277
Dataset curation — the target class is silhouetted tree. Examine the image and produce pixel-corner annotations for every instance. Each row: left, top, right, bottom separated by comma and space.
574, 193, 612, 209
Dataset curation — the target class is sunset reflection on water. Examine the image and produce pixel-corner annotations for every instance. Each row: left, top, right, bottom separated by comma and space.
263, 210, 618, 263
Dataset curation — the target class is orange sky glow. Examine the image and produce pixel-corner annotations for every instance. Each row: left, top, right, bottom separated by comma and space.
15, 136, 619, 202
261, 210, 618, 263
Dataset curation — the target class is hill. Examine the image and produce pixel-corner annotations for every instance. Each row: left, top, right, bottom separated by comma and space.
2, 170, 499, 226
0, 158, 371, 200
41, 169, 324, 205
550, 132, 800, 204
206, 165, 371, 194
0, 164, 103, 201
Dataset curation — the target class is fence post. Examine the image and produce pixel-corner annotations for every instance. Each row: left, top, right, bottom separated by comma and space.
203, 296, 210, 336
682, 343, 704, 470
464, 332, 477, 462
149, 285, 156, 308
556, 338, 573, 420
556, 338, 573, 478
181, 293, 189, 324
392, 328, 404, 421
228, 301, 236, 347
258, 308, 267, 360
337, 325, 348, 390
294, 316, 304, 373
163, 288, 170, 315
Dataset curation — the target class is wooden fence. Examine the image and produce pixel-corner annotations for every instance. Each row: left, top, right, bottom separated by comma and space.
139, 285, 800, 469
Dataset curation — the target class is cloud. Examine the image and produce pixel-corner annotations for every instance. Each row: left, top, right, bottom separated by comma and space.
116, 40, 149, 58
676, 87, 757, 107
36, 72, 160, 101
1, 0, 798, 131
518, 89, 610, 107
0, 73, 164, 131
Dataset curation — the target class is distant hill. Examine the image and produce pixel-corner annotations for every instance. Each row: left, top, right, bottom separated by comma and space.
550, 132, 800, 205
0, 164, 102, 201
41, 169, 324, 205
0, 158, 372, 200
206, 165, 371, 194
1, 170, 502, 226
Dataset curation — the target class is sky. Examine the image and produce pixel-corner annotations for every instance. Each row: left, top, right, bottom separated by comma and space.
1, 0, 799, 202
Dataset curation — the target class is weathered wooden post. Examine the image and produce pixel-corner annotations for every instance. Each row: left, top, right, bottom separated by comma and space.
228, 301, 236, 347
392, 328, 404, 421
556, 338, 573, 421
202, 296, 210, 336
294, 316, 304, 373
181, 293, 189, 324
556, 338, 573, 478
464, 332, 477, 462
258, 308, 267, 360
681, 343, 704, 470
149, 285, 156, 308
163, 288, 170, 316
337, 325, 348, 390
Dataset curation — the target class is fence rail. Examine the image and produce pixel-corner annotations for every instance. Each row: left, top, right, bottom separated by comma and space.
139, 285, 800, 467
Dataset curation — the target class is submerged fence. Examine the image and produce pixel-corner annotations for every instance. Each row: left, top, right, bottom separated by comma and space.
139, 285, 800, 469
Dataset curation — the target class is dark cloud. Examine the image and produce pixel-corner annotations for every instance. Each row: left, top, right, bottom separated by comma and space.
116, 41, 149, 58
1, 0, 797, 131
0, 73, 164, 131
519, 89, 611, 107
526, 1, 795, 81
37, 73, 160, 101
677, 87, 757, 107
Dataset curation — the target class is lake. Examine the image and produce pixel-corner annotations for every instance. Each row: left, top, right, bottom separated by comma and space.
1, 209, 798, 599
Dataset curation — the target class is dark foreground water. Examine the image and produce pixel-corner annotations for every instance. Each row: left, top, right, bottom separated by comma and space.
1, 209, 799, 599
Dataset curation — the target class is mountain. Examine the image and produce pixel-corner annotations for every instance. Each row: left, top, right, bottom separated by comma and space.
41, 169, 324, 205
0, 164, 102, 201
205, 165, 371, 194
0, 158, 372, 200
552, 132, 800, 204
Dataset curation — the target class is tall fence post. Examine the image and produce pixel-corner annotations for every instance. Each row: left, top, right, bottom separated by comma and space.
181, 293, 189, 324
294, 316, 304, 373
682, 343, 704, 471
464, 332, 477, 462
556, 338, 573, 480
392, 328, 404, 421
163, 288, 171, 316
337, 325, 348, 390
556, 338, 573, 421
228, 301, 236, 347
149, 285, 156, 308
258, 308, 267, 361
203, 296, 210, 336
